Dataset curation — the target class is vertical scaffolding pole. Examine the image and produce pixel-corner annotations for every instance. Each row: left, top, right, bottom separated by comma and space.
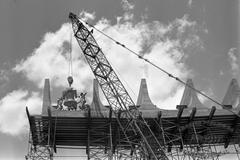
234, 144, 240, 160
158, 111, 166, 147
108, 108, 113, 160
87, 108, 91, 160
25, 107, 53, 160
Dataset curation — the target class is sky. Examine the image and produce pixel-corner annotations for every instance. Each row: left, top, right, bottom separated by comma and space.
0, 0, 239, 159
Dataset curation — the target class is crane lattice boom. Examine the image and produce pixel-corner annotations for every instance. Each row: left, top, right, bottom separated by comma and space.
69, 12, 168, 160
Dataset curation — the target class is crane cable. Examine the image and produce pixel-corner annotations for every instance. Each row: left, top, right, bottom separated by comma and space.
69, 27, 73, 77
75, 17, 240, 118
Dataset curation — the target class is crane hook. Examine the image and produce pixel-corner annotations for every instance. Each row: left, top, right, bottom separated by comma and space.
67, 76, 73, 87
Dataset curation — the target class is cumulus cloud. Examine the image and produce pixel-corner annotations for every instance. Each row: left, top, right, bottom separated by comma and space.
14, 11, 202, 110
0, 69, 10, 91
121, 0, 135, 21
0, 90, 41, 135
79, 11, 96, 22
14, 23, 93, 90
227, 48, 239, 77
0, 69, 9, 83
93, 14, 200, 108
188, 0, 193, 8
121, 0, 135, 11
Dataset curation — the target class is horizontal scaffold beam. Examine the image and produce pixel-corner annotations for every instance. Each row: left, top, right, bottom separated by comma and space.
27, 107, 240, 150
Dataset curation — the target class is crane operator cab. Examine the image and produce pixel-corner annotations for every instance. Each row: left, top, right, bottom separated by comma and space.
57, 76, 89, 111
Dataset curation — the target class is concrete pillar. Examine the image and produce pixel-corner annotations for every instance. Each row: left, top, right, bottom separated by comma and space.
42, 79, 52, 115
222, 79, 240, 110
180, 79, 206, 109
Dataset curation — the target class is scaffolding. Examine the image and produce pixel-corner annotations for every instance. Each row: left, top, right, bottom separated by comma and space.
25, 78, 240, 160
25, 105, 240, 160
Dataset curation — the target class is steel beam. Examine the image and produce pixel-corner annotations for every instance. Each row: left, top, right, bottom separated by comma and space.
181, 107, 196, 147
112, 111, 121, 154
26, 107, 53, 160
27, 106, 240, 159
167, 105, 186, 152
157, 111, 166, 147
26, 107, 36, 146
208, 106, 216, 122
224, 108, 239, 148
87, 108, 91, 160
199, 106, 216, 145
189, 107, 197, 121
108, 108, 113, 160
47, 107, 53, 146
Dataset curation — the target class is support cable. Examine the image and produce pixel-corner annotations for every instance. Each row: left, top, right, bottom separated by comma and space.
78, 19, 240, 118
69, 27, 73, 77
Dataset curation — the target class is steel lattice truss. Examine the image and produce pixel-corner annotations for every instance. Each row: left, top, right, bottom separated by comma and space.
69, 12, 168, 160
26, 106, 240, 160
25, 108, 53, 160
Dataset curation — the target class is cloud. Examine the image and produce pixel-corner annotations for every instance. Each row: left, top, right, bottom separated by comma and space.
14, 23, 93, 90
160, 87, 184, 108
0, 69, 9, 83
79, 11, 96, 22
87, 14, 200, 108
120, 0, 135, 21
0, 90, 41, 135
14, 11, 202, 110
121, 0, 135, 11
188, 0, 193, 8
0, 69, 10, 91
227, 48, 239, 77
219, 70, 224, 76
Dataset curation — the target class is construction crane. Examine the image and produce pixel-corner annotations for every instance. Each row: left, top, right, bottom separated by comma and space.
69, 12, 168, 160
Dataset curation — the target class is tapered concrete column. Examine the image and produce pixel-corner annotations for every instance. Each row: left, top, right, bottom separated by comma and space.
180, 79, 207, 109
137, 79, 157, 110
90, 79, 108, 117
222, 79, 240, 110
42, 79, 52, 115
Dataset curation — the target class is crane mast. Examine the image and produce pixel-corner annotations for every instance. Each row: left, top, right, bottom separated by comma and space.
69, 12, 168, 160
